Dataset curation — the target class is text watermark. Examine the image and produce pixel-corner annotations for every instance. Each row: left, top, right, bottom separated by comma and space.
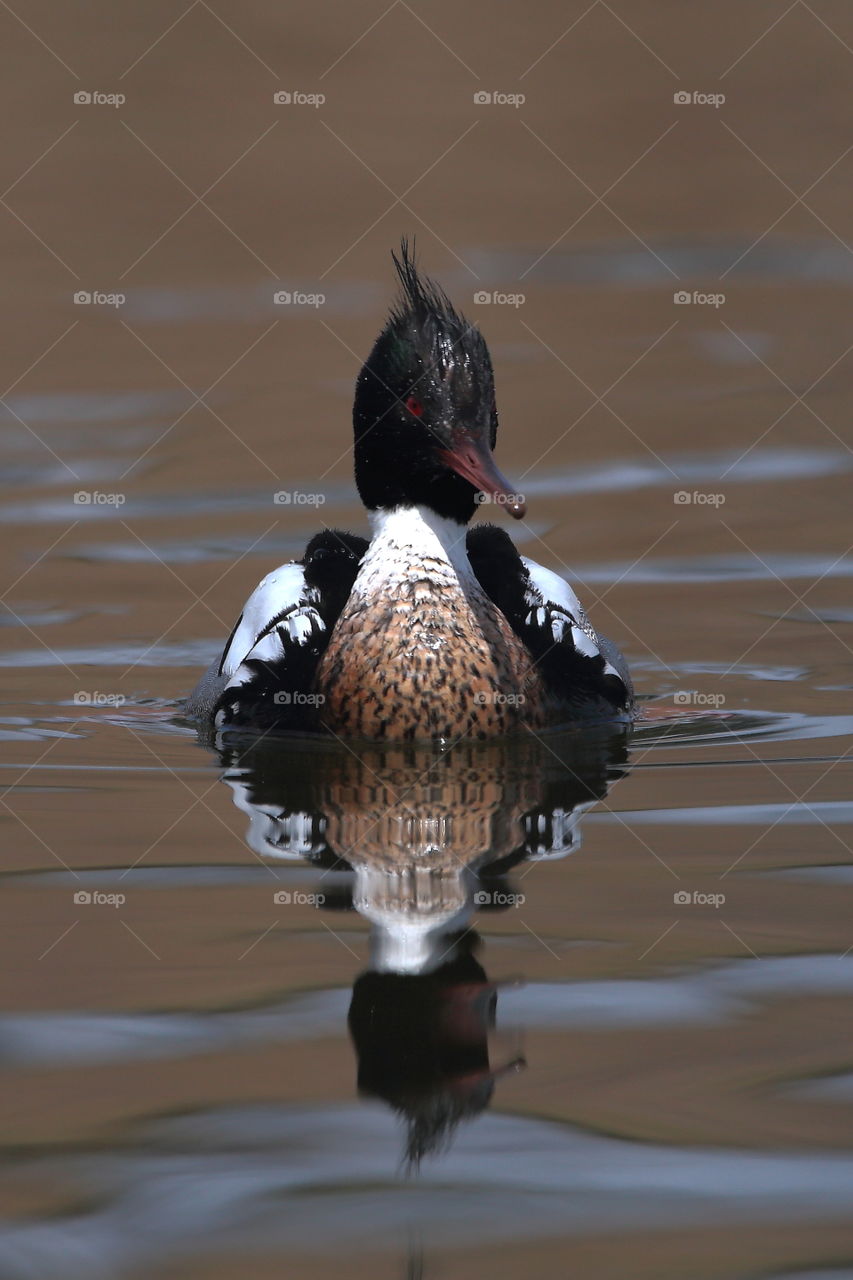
473, 290, 525, 307
474, 890, 526, 906
273, 290, 325, 307
673, 490, 725, 506
73, 691, 126, 706
73, 890, 126, 907
273, 490, 326, 506
673, 691, 726, 707
674, 91, 725, 108
474, 91, 525, 108
273, 91, 325, 107
74, 490, 125, 506
674, 290, 725, 307
74, 90, 125, 108
674, 890, 726, 907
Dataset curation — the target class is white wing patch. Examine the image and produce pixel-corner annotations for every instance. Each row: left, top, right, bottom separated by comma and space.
219, 563, 320, 678
521, 556, 603, 661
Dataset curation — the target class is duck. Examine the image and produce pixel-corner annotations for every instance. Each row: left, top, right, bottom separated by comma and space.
185, 240, 633, 740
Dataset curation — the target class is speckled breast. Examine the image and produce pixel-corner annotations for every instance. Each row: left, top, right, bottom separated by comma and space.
314, 575, 547, 740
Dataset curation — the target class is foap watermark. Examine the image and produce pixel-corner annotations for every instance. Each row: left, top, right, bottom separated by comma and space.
673, 90, 725, 109
473, 290, 525, 307
473, 90, 525, 108
474, 491, 526, 508
74, 490, 126, 506
273, 90, 325, 107
273, 890, 326, 905
73, 890, 126, 907
473, 690, 526, 707
273, 691, 326, 706
273, 490, 326, 506
673, 490, 725, 507
74, 90, 125, 108
74, 291, 125, 308
673, 290, 725, 308
273, 290, 325, 308
674, 890, 726, 908
474, 890, 526, 906
73, 691, 126, 707
673, 691, 726, 708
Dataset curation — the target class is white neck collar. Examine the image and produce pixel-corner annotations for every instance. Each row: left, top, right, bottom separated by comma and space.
367, 505, 472, 578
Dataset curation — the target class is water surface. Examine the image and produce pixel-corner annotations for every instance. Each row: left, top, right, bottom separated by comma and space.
2, 2, 852, 1277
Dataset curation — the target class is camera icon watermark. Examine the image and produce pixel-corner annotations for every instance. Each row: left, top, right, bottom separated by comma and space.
473, 90, 525, 108
673, 90, 725, 108
673, 490, 726, 507
473, 290, 525, 307
473, 890, 526, 906
73, 90, 125, 108
272, 691, 326, 706
673, 889, 726, 908
273, 890, 326, 905
672, 691, 726, 708
73, 490, 126, 506
273, 490, 326, 506
273, 290, 325, 307
673, 290, 725, 308
73, 691, 126, 707
73, 889, 126, 907
273, 90, 325, 107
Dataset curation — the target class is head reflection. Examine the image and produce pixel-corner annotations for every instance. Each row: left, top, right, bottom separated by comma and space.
350, 929, 522, 1166
214, 727, 628, 1161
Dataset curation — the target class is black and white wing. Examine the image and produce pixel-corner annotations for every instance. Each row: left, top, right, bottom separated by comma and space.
520, 556, 633, 709
215, 563, 325, 725
518, 558, 600, 656
467, 525, 633, 714
219, 562, 323, 681
185, 530, 367, 732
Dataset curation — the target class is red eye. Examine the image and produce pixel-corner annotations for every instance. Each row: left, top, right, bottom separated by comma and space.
405, 395, 423, 417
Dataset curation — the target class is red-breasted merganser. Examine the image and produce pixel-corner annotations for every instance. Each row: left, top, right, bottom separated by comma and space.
186, 242, 633, 739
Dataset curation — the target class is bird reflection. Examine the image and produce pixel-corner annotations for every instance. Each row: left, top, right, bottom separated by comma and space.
213, 725, 628, 1161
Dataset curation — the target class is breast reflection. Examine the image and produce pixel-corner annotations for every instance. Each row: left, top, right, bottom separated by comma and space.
214, 726, 628, 1161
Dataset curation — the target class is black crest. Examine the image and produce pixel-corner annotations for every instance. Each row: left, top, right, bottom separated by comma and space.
385, 238, 492, 382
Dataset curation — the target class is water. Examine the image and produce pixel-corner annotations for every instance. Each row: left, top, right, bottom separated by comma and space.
2, 2, 853, 1276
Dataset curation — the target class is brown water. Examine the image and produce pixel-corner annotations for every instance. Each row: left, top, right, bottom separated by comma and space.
2, 2, 853, 1277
